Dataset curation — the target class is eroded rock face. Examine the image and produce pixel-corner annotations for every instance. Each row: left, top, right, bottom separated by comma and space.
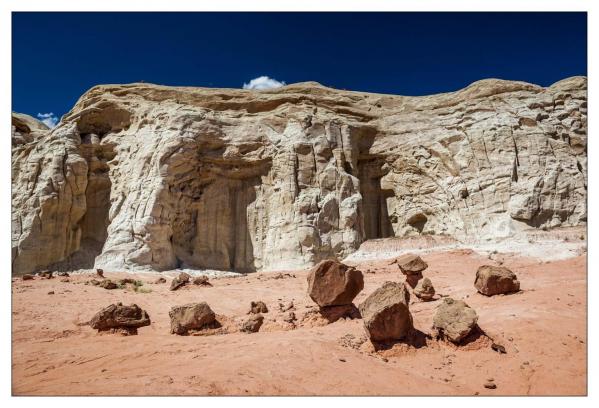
474, 265, 520, 296
307, 260, 364, 307
11, 77, 587, 274
359, 281, 413, 342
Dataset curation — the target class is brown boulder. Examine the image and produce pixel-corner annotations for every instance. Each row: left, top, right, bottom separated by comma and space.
432, 297, 478, 343
359, 281, 413, 342
474, 265, 520, 296
240, 314, 264, 333
396, 253, 428, 275
307, 260, 364, 307
22, 274, 34, 281
249, 301, 268, 314
169, 302, 215, 335
89, 303, 151, 334
414, 277, 435, 301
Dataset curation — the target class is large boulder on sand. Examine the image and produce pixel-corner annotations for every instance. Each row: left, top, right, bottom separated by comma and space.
359, 281, 413, 342
169, 302, 215, 335
474, 265, 520, 296
89, 303, 151, 334
396, 254, 428, 275
414, 277, 435, 301
432, 298, 478, 343
307, 260, 364, 307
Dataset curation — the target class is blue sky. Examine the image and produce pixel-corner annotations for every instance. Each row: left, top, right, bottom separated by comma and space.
12, 12, 587, 125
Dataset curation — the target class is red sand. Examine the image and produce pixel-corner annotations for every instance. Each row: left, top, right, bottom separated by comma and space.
11, 248, 586, 395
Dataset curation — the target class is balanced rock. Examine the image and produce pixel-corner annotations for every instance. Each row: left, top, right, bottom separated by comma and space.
474, 265, 520, 296
414, 277, 435, 301
307, 260, 364, 307
89, 302, 151, 334
359, 281, 413, 342
433, 298, 478, 343
249, 301, 268, 314
240, 314, 264, 333
169, 302, 215, 335
396, 254, 428, 275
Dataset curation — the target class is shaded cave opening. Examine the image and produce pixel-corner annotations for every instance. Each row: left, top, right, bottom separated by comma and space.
358, 157, 394, 240
170, 172, 267, 274
66, 141, 116, 269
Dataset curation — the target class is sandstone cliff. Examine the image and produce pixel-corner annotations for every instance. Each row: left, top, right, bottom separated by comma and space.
11, 77, 587, 274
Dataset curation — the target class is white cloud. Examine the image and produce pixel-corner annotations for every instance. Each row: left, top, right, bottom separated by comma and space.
37, 112, 59, 128
243, 76, 286, 90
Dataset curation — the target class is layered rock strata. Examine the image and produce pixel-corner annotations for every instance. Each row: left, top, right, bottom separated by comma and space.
11, 77, 587, 274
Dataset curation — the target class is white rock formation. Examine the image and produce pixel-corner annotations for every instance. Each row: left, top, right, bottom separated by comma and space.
11, 77, 587, 274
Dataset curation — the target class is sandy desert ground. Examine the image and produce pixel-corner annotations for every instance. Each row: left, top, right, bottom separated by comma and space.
11, 229, 587, 396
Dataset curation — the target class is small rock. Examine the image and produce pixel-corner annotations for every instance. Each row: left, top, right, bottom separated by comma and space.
474, 265, 520, 296
491, 343, 507, 354
249, 301, 269, 314
169, 302, 216, 335
240, 314, 264, 333
279, 301, 294, 312
170, 273, 191, 291
57, 272, 69, 277
96, 269, 104, 278
339, 358, 346, 362
192, 275, 211, 286
47, 291, 54, 295
39, 270, 53, 279
484, 382, 497, 389
432, 298, 478, 343
60, 278, 70, 282
154, 277, 167, 284
283, 311, 296, 323
22, 274, 34, 281
99, 279, 118, 290
414, 277, 435, 301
